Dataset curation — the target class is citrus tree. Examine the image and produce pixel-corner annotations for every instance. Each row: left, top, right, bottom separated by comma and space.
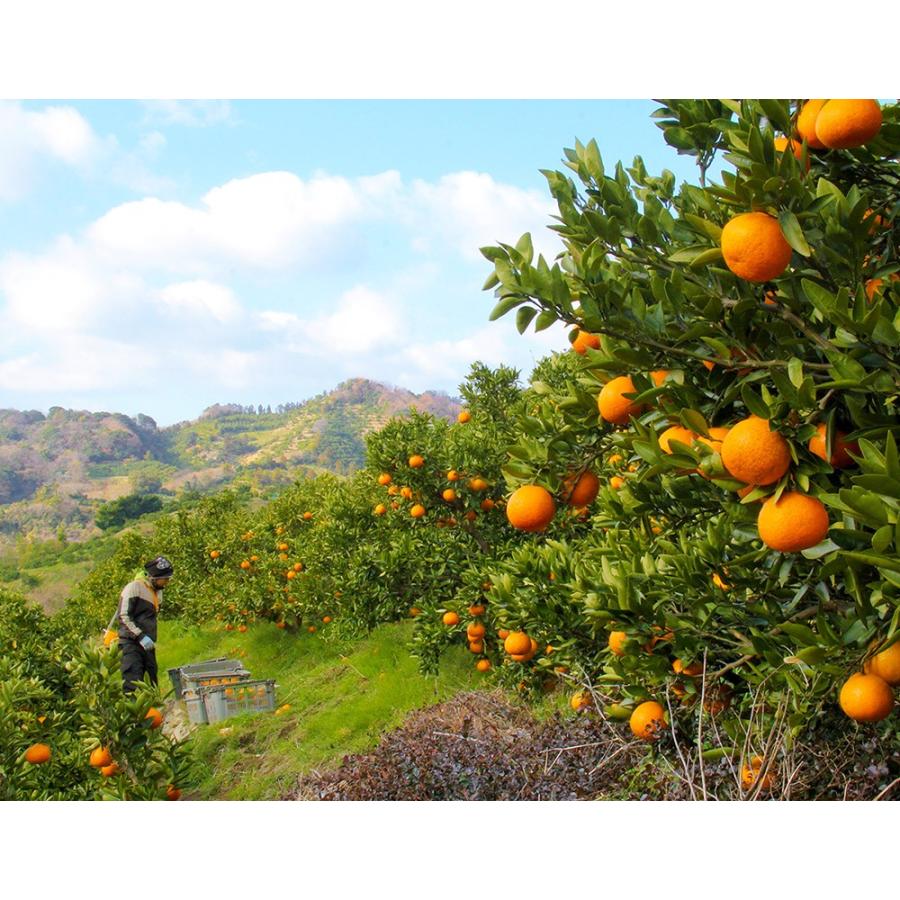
476, 99, 899, 769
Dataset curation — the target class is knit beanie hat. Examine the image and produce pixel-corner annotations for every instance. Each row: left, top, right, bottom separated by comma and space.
144, 556, 174, 578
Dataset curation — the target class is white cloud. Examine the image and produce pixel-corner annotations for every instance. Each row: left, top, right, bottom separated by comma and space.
141, 100, 234, 127
257, 285, 400, 356
158, 280, 241, 323
0, 101, 103, 200
179, 348, 261, 389
0, 335, 156, 392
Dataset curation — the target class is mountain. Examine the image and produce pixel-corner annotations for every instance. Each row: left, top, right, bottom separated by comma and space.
0, 378, 461, 544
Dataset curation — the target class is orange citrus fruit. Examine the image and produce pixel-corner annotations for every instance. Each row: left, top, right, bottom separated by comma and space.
506, 485, 556, 532
658, 425, 696, 454
741, 755, 775, 792
145, 707, 163, 729
757, 491, 829, 552
504, 632, 532, 656
838, 672, 894, 722
721, 415, 791, 485
410, 504, 426, 518
598, 375, 645, 425
89, 746, 112, 768
721, 212, 792, 283
442, 611, 460, 626
377, 473, 392, 485
864, 640, 900, 686
629, 701, 667, 741
796, 99, 828, 149
24, 743, 52, 765
408, 454, 425, 468
808, 423, 859, 468
562, 470, 600, 507
608, 631, 627, 656
815, 99, 882, 150
571, 691, 592, 711
476, 659, 492, 672
572, 330, 602, 354
457, 410, 471, 423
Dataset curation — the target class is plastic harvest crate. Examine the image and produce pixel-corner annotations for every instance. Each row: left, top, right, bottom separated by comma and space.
168, 658, 245, 699
179, 668, 253, 725
200, 679, 278, 723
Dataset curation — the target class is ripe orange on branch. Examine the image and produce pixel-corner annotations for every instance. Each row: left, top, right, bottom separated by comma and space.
408, 454, 425, 468
721, 416, 791, 485
796, 99, 827, 149
24, 743, 51, 765
808, 424, 859, 468
864, 640, 900, 686
89, 746, 113, 768
757, 491, 830, 552
562, 470, 600, 507
839, 673, 894, 722
506, 485, 556, 532
571, 330, 601, 354
504, 631, 532, 656
814, 99, 882, 150
457, 410, 471, 423
598, 375, 645, 425
658, 425, 696, 454
721, 212, 792, 283
629, 701, 667, 741
442, 611, 460, 626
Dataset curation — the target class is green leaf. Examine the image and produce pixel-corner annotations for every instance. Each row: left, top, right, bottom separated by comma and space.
841, 551, 900, 573
482, 271, 500, 290
516, 307, 538, 334
787, 357, 804, 388
778, 210, 811, 257
690, 247, 725, 270
681, 409, 710, 435
872, 524, 894, 554
778, 623, 819, 646
533, 310, 558, 333
488, 296, 523, 321
682, 214, 723, 242
802, 279, 837, 314
740, 384, 770, 419
515, 232, 534, 265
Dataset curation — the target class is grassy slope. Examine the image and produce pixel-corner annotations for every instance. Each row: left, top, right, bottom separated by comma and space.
156, 618, 496, 800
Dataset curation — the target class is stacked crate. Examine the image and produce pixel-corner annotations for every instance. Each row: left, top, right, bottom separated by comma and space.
168, 659, 277, 724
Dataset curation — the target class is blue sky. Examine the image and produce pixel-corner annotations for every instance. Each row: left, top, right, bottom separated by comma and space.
0, 99, 718, 424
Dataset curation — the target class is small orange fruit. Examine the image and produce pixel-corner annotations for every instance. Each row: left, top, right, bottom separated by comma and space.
409, 606, 421, 617
442, 488, 457, 502
90, 746, 113, 768
166, 785, 182, 801
506, 485, 556, 533
658, 425, 696, 454
374, 503, 386, 516
598, 375, 645, 425
442, 611, 460, 627
741, 755, 775, 792
758, 491, 829, 552
410, 504, 426, 518
100, 762, 120, 777
322, 616, 332, 624
839, 672, 894, 722
378, 472, 392, 486
447, 469, 459, 482
468, 604, 486, 616
863, 640, 900, 686
865, 274, 899, 302
815, 99, 882, 150
24, 743, 52, 765
571, 691, 592, 711
572, 330, 602, 354
504, 631, 532, 656
808, 423, 859, 468
308, 625, 317, 634
468, 476, 489, 492
672, 658, 703, 677
721, 415, 791, 485
408, 454, 425, 468
562, 470, 600, 507
457, 410, 471, 423
650, 369, 670, 387
608, 631, 627, 657
209, 550, 220, 559
610, 476, 625, 490
497, 629, 510, 640
476, 659, 492, 672
467, 622, 486, 640
145, 708, 163, 729
629, 701, 667, 741
796, 99, 828, 149
480, 498, 495, 511
721, 211, 792, 283
238, 624, 248, 633
469, 641, 484, 654
240, 560, 251, 570
774, 135, 806, 164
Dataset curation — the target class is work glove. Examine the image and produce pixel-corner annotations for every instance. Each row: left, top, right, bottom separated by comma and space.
139, 635, 155, 651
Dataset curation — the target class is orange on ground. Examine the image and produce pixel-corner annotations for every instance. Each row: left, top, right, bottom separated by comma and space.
408, 454, 425, 468
303, 512, 313, 520
504, 631, 532, 656
24, 743, 51, 765
721, 212, 792, 283
721, 415, 791, 485
796, 99, 828, 149
572, 330, 602, 354
410, 504, 426, 518
808, 423, 859, 468
629, 701, 667, 741
741, 756, 775, 792
90, 746, 112, 768
378, 473, 392, 485
815, 99, 882, 150
864, 641, 900, 686
658, 425, 696, 454
506, 484, 556, 532
457, 410, 471, 423
442, 611, 460, 627
145, 707, 163, 729
757, 491, 829, 552
476, 659, 492, 672
608, 631, 627, 656
838, 672, 894, 722
322, 616, 332, 624
597, 375, 645, 425
571, 691, 592, 711
563, 470, 600, 507
610, 476, 625, 490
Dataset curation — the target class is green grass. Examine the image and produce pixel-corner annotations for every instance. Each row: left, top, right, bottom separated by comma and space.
156, 618, 484, 800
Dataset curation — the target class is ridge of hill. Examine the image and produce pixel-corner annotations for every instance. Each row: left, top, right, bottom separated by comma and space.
0, 378, 461, 547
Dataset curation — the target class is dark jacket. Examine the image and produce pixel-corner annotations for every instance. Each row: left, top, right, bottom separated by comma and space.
117, 578, 161, 644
